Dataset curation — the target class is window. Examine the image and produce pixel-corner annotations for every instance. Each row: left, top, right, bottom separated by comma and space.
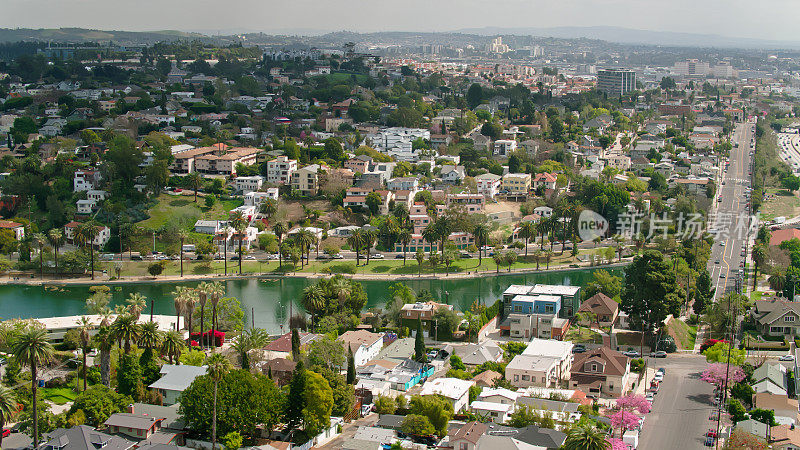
514, 305, 522, 312
787, 315, 796, 322
514, 375, 519, 381
491, 412, 498, 417
460, 444, 468, 450
542, 377, 546, 383
522, 375, 530, 381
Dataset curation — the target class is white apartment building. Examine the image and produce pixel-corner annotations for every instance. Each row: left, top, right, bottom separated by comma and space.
266, 156, 297, 185
494, 139, 518, 156
234, 176, 265, 193
476, 173, 502, 199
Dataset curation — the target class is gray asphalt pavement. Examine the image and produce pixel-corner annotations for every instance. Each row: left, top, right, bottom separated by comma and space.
638, 354, 716, 450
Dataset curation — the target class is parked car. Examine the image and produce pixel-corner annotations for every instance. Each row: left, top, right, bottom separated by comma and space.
395, 254, 405, 259
370, 253, 384, 259
645, 392, 654, 402
267, 254, 279, 260
460, 252, 472, 258
316, 254, 331, 260
622, 350, 641, 358
331, 254, 344, 259
572, 344, 587, 354
650, 351, 667, 358
361, 404, 373, 416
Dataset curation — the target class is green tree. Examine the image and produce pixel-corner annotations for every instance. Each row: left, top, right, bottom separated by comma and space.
620, 251, 680, 338
703, 342, 746, 366
346, 347, 356, 384
68, 385, 131, 427
117, 353, 144, 401
728, 398, 747, 422
307, 335, 346, 370
365, 192, 382, 216
409, 395, 453, 436
374, 395, 397, 414
222, 431, 243, 450
562, 423, 609, 450
582, 269, 623, 300
0, 384, 17, 448
749, 408, 777, 426
208, 354, 232, 450
179, 367, 283, 441
414, 319, 426, 362
12, 328, 54, 448
303, 371, 334, 435
693, 269, 715, 315
401, 414, 435, 436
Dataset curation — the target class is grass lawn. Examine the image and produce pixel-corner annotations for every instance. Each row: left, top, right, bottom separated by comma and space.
616, 331, 644, 349
139, 194, 242, 231
667, 319, 697, 350
751, 291, 763, 301
41, 387, 79, 405
760, 188, 800, 221
565, 327, 603, 344
105, 250, 602, 278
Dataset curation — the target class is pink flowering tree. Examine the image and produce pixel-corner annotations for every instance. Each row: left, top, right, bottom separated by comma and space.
607, 437, 628, 450
701, 363, 746, 388
606, 393, 652, 438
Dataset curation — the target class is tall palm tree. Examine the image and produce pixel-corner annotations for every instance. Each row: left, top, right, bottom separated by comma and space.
197, 282, 210, 346
329, 276, 352, 307
562, 423, 609, 450
75, 222, 100, 280
473, 224, 489, 267
0, 384, 17, 448
33, 233, 46, 279
77, 316, 93, 391
229, 211, 248, 274
219, 226, 232, 276
177, 229, 188, 277
347, 229, 364, 266
272, 222, 287, 269
363, 229, 376, 265
161, 330, 186, 364
301, 285, 326, 327
183, 289, 198, 338
232, 328, 269, 370
295, 229, 314, 268
261, 198, 278, 219
171, 287, 188, 332
47, 229, 63, 279
433, 217, 451, 253
12, 328, 54, 448
126, 293, 147, 321
518, 221, 536, 257
138, 321, 163, 352
398, 228, 412, 266
110, 314, 141, 354
422, 223, 439, 256
94, 325, 113, 387
207, 353, 231, 450
186, 172, 203, 203
208, 282, 225, 350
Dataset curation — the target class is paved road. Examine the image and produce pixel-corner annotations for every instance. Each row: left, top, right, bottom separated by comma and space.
707, 120, 755, 300
638, 354, 716, 450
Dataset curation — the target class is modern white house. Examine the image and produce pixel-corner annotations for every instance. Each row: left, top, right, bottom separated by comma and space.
476, 173, 502, 199
470, 400, 513, 423
420, 377, 474, 412
234, 175, 265, 193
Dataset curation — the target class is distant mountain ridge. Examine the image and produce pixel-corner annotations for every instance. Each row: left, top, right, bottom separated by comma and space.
454, 26, 800, 49
0, 27, 216, 44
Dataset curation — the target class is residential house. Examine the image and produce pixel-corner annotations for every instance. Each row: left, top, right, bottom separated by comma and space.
338, 330, 384, 367
502, 173, 532, 196
570, 347, 631, 397
472, 134, 492, 152
769, 424, 800, 450
343, 188, 393, 215
264, 331, 322, 359
494, 139, 518, 156
234, 175, 265, 193
481, 425, 566, 449
751, 299, 800, 336
451, 343, 503, 367
193, 220, 227, 235
471, 370, 502, 388
195, 147, 259, 176
74, 170, 101, 192
41, 426, 134, 450
446, 193, 485, 214
441, 165, 466, 184
387, 177, 419, 191
148, 364, 207, 405
400, 302, 454, 338
356, 358, 434, 392
266, 156, 297, 185
503, 312, 570, 340
752, 363, 789, 396
449, 422, 487, 450
532, 173, 558, 191
63, 222, 110, 248
476, 173, 502, 199
291, 164, 322, 196
502, 284, 582, 318
735, 419, 769, 440
577, 293, 619, 327
470, 401, 512, 423
243, 189, 279, 208
605, 155, 632, 171
345, 155, 373, 174
103, 413, 165, 441
261, 358, 297, 386
0, 220, 25, 240
506, 354, 560, 388
420, 377, 474, 412
514, 338, 573, 382
752, 393, 800, 425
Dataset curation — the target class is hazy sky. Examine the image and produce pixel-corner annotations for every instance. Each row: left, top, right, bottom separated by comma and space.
2, 0, 796, 41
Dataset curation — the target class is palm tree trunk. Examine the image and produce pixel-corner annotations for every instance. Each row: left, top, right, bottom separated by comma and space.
180, 247, 184, 277
525, 238, 529, 257
83, 352, 88, 391
212, 306, 217, 351
224, 242, 227, 275
101, 349, 110, 386
200, 305, 205, 347
54, 246, 59, 279
212, 380, 218, 450
239, 238, 243, 274
90, 246, 95, 280
403, 246, 407, 266
31, 362, 39, 448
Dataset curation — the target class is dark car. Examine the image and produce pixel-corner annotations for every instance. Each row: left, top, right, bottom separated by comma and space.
572, 345, 587, 353
395, 254, 405, 259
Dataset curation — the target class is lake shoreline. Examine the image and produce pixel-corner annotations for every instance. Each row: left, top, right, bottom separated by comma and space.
1, 261, 630, 287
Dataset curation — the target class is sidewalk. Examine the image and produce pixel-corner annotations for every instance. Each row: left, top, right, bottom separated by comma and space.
693, 325, 708, 354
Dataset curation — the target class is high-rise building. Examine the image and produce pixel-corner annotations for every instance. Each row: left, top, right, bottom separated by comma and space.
673, 59, 711, 76
596, 69, 636, 96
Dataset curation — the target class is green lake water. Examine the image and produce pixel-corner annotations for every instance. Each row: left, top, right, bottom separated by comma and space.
0, 268, 621, 334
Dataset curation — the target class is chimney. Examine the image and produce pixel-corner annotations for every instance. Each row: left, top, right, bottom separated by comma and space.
127, 403, 134, 414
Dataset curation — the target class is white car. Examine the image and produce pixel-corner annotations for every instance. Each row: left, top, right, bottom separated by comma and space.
779, 354, 795, 362
370, 253, 384, 259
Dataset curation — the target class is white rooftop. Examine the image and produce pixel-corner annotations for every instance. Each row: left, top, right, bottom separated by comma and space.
506, 354, 559, 372
420, 377, 473, 400
478, 387, 519, 402
522, 338, 574, 358
530, 285, 581, 296
470, 401, 513, 413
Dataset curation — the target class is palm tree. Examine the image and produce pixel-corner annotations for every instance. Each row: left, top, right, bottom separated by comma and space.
562, 423, 610, 450
93, 325, 113, 386
301, 285, 326, 327
295, 229, 315, 268
177, 229, 188, 277
230, 211, 248, 274
533, 249, 542, 270
186, 172, 203, 203
33, 233, 46, 279
362, 229, 376, 265
75, 222, 100, 280
47, 229, 63, 279
219, 226, 232, 276
518, 221, 536, 257
126, 293, 147, 321
330, 276, 352, 307
261, 198, 278, 219
415, 249, 425, 277
0, 384, 17, 448
139, 322, 163, 353
110, 314, 141, 354
473, 224, 489, 267
171, 286, 189, 332
197, 282, 210, 346
183, 289, 198, 338
422, 223, 439, 256
232, 328, 269, 370
433, 217, 451, 253
161, 331, 186, 364
398, 228, 412, 266
347, 229, 364, 266
77, 316, 93, 391
272, 222, 287, 269
12, 328, 54, 448
208, 282, 225, 350
207, 353, 231, 450
544, 250, 553, 269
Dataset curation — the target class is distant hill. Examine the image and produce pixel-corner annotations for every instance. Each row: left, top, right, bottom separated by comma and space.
454, 26, 800, 49
0, 27, 216, 44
